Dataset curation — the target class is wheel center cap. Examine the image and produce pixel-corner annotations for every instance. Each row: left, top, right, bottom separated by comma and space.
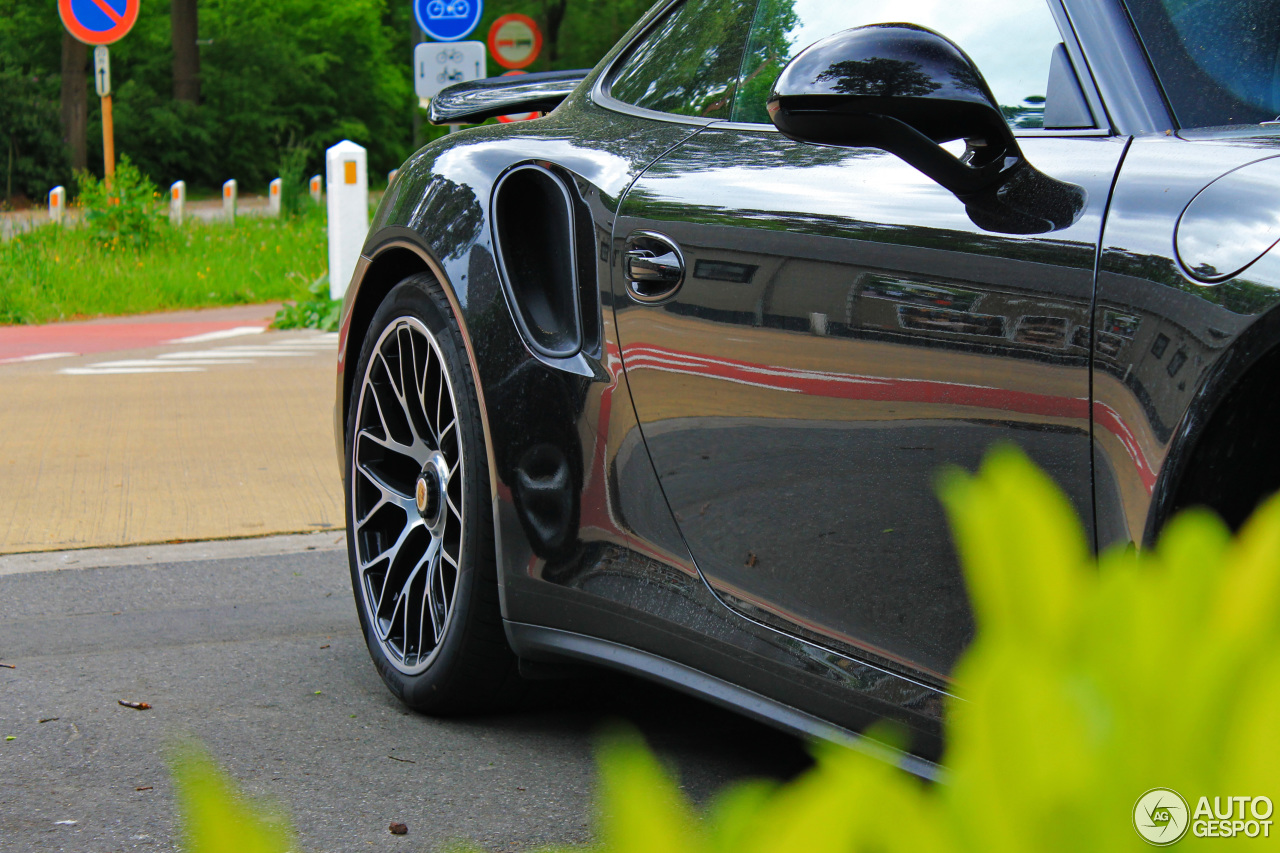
414, 478, 432, 516
415, 450, 449, 529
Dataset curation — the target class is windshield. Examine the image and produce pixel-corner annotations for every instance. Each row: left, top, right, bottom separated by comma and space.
1125, 0, 1280, 127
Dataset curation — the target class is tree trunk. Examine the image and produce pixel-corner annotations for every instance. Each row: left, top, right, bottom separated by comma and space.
542, 0, 569, 64
59, 33, 88, 172
172, 0, 200, 104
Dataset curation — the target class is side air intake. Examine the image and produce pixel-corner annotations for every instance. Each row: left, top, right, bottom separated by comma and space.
493, 164, 583, 359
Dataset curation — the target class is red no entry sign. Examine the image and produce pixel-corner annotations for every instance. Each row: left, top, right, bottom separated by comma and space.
59, 0, 140, 46
488, 13, 541, 70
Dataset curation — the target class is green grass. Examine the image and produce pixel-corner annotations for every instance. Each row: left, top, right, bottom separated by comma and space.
0, 210, 326, 325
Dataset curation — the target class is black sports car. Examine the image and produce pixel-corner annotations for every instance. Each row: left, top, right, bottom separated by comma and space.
336, 0, 1280, 773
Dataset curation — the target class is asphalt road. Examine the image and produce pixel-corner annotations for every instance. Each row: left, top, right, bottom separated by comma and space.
0, 539, 811, 853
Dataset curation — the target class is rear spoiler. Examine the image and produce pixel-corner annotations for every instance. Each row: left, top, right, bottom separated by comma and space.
429, 69, 590, 125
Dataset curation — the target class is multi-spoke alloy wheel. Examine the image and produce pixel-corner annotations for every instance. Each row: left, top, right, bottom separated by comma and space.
345, 275, 517, 711
352, 315, 464, 673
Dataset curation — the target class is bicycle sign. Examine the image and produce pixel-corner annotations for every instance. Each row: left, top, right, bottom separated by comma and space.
414, 40, 486, 100
414, 0, 483, 42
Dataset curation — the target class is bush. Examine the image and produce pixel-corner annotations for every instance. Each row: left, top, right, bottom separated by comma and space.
170, 446, 1280, 851
272, 272, 340, 331
275, 141, 313, 219
75, 155, 163, 249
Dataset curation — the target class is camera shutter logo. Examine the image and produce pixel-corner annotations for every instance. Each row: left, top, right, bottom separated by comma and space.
1135, 788, 1191, 845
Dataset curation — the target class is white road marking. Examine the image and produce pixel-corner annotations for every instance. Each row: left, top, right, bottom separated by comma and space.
0, 351, 78, 365
93, 358, 256, 367
61, 366, 204, 375
157, 349, 312, 360
59, 332, 337, 375
164, 326, 267, 345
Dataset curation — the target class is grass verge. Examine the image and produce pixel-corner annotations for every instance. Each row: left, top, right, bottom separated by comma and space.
0, 210, 326, 325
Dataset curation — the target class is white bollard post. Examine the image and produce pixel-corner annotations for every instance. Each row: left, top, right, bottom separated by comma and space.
325, 140, 368, 300
48, 186, 66, 224
309, 174, 322, 205
268, 178, 283, 217
169, 180, 186, 226
387, 169, 398, 187
222, 179, 237, 223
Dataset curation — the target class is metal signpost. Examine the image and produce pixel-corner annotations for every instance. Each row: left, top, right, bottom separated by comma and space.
413, 0, 483, 131
58, 0, 140, 186
93, 45, 110, 97
487, 13, 541, 70
414, 0, 483, 43
414, 40, 487, 103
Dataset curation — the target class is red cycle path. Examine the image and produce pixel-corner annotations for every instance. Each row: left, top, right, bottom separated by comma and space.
0, 305, 279, 363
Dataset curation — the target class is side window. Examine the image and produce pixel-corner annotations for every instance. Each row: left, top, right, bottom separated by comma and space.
732, 0, 1069, 129
609, 0, 757, 120
1124, 0, 1280, 128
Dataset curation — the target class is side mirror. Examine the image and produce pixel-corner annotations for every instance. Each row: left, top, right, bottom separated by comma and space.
767, 23, 1085, 233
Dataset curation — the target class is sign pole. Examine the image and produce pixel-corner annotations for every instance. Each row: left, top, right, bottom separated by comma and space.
60, 0, 137, 187
102, 93, 115, 185
93, 45, 115, 186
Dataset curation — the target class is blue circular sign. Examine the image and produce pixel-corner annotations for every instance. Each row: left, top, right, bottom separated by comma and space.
414, 0, 483, 42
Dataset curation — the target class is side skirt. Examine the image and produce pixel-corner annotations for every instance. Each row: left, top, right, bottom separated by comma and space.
504, 620, 943, 781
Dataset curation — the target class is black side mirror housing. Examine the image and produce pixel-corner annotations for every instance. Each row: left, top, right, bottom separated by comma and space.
767, 23, 1085, 233
767, 23, 1018, 196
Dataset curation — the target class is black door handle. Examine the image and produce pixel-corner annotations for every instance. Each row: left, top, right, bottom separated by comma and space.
624, 232, 684, 303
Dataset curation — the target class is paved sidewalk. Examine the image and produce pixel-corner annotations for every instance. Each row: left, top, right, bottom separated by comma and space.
0, 306, 343, 553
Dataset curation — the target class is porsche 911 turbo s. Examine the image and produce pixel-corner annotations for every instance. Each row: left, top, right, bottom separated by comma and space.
335, 0, 1280, 773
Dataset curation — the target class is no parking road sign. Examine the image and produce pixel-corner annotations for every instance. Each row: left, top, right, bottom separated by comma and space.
415, 0, 483, 43
59, 0, 140, 46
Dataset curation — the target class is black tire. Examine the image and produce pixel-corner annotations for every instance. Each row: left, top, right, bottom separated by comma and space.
344, 273, 518, 713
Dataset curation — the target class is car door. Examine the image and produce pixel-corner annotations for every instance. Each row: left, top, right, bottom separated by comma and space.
609, 0, 1127, 682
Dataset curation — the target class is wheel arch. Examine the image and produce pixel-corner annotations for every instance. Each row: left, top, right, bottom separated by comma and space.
1144, 301, 1280, 542
337, 232, 501, 527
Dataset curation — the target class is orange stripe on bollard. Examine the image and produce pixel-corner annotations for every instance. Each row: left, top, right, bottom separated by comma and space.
344, 161, 357, 184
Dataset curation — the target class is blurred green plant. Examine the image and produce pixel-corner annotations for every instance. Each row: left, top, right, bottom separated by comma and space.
276, 140, 314, 218
170, 742, 293, 853
75, 155, 163, 248
169, 445, 1280, 851
272, 272, 340, 331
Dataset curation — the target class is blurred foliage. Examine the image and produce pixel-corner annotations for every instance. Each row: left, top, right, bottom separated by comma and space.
274, 137, 317, 219
0, 0, 655, 200
0, 62, 67, 206
171, 741, 294, 853
168, 444, 1280, 851
75, 155, 163, 248
272, 272, 340, 331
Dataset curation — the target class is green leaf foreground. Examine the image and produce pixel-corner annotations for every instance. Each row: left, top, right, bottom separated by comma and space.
170, 743, 293, 853
172, 445, 1280, 851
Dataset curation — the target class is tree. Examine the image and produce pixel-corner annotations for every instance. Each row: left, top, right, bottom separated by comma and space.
171, 0, 200, 104
60, 33, 88, 171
